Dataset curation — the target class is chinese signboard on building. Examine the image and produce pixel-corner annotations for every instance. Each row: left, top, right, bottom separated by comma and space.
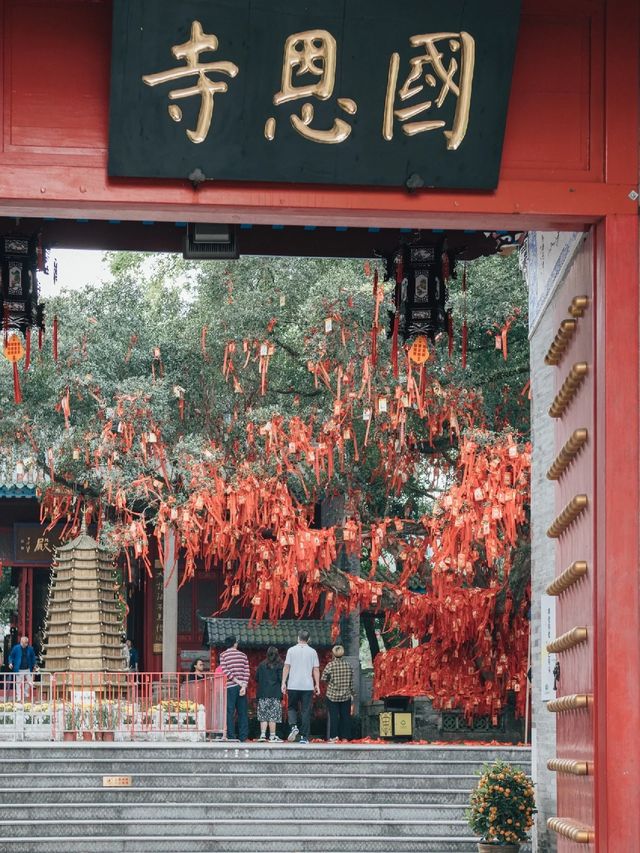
14, 524, 65, 564
109, 0, 521, 190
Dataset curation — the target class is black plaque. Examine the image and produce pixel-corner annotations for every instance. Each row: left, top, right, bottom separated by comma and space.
14, 524, 65, 565
109, 0, 521, 190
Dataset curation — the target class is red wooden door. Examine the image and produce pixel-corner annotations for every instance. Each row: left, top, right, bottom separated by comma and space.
545, 234, 595, 848
544, 219, 640, 852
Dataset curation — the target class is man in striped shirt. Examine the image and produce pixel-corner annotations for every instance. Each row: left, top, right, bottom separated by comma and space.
219, 636, 250, 741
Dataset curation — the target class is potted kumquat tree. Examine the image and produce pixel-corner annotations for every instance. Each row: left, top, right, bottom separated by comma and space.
467, 759, 536, 852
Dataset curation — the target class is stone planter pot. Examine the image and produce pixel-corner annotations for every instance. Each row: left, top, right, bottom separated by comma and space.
81, 731, 93, 741
63, 730, 76, 742
478, 844, 520, 853
102, 730, 115, 742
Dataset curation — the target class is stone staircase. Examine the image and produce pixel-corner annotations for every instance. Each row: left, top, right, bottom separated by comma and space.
0, 742, 531, 852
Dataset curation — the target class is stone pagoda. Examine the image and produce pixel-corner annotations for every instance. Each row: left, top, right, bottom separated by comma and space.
42, 533, 124, 672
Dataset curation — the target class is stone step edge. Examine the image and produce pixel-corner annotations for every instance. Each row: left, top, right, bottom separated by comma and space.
1, 771, 481, 779
0, 740, 531, 752
0, 802, 468, 810
0, 757, 530, 765
3, 818, 471, 827
1, 785, 472, 794
0, 835, 482, 842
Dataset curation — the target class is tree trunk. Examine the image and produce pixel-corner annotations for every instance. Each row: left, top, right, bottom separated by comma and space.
361, 612, 381, 661
320, 495, 361, 659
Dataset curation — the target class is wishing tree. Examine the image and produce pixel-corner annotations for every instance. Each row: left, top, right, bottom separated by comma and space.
0, 251, 530, 720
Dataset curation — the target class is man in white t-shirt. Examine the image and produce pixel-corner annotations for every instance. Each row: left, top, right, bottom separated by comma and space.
281, 629, 320, 744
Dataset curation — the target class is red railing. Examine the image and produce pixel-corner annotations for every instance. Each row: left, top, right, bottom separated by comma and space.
1, 671, 227, 741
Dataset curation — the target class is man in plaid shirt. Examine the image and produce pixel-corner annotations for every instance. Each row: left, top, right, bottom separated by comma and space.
321, 644, 354, 742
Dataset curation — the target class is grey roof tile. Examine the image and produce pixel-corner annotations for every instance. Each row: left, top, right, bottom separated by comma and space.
201, 617, 336, 649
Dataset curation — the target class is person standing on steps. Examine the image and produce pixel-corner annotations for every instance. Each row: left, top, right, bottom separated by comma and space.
120, 634, 129, 672
321, 644, 354, 742
255, 646, 284, 742
219, 636, 250, 742
8, 636, 36, 702
281, 629, 320, 744
125, 639, 139, 671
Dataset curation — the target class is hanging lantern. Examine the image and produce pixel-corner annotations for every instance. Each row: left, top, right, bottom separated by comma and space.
0, 234, 45, 341
386, 241, 453, 343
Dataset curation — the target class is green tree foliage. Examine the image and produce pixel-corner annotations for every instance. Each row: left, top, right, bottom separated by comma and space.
0, 249, 530, 713
0, 250, 528, 549
447, 253, 529, 434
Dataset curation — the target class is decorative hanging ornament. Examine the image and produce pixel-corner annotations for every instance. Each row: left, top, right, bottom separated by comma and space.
408, 335, 430, 365
3, 332, 25, 403
385, 241, 452, 345
4, 332, 24, 362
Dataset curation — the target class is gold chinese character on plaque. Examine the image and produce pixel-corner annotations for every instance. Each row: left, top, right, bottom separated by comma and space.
265, 30, 357, 144
142, 21, 239, 144
383, 32, 475, 150
33, 537, 52, 554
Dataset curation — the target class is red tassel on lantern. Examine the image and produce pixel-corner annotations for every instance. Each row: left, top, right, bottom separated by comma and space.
13, 362, 22, 404
24, 327, 31, 371
419, 363, 427, 409
53, 315, 58, 363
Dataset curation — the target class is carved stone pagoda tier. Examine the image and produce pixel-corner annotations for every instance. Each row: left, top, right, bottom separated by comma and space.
42, 533, 123, 672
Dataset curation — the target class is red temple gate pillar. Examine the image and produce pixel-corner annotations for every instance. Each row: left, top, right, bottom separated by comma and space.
593, 215, 640, 852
